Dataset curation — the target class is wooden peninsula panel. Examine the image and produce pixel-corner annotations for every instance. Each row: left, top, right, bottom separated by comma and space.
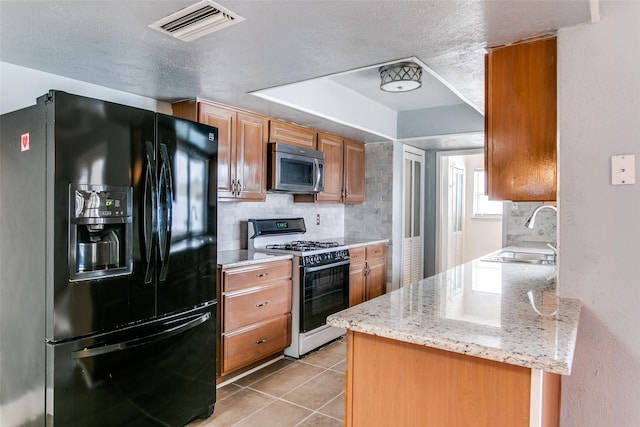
346, 331, 533, 427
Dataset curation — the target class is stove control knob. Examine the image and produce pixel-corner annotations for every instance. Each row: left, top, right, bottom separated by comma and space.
315, 255, 323, 264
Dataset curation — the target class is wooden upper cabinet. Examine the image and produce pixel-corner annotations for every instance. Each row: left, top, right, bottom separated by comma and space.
269, 120, 317, 149
173, 100, 267, 201
197, 103, 235, 198
235, 111, 268, 201
485, 36, 557, 202
343, 139, 365, 203
299, 132, 365, 204
316, 133, 344, 202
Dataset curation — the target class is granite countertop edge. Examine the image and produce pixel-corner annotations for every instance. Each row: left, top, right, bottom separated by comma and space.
327, 254, 583, 376
326, 237, 390, 248
328, 304, 581, 375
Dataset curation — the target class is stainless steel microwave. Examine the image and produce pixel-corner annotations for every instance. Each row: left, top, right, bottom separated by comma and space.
267, 142, 324, 194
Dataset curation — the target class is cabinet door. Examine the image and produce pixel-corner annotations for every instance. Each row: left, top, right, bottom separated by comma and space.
197, 103, 236, 199
344, 139, 365, 203
365, 244, 387, 302
485, 37, 557, 201
366, 256, 387, 301
316, 132, 344, 202
349, 262, 366, 307
236, 111, 268, 201
269, 121, 317, 149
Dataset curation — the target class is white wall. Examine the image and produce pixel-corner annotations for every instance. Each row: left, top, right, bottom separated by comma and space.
558, 2, 640, 425
462, 153, 502, 262
0, 62, 171, 114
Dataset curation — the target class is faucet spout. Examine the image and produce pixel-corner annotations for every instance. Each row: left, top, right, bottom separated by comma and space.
525, 205, 557, 229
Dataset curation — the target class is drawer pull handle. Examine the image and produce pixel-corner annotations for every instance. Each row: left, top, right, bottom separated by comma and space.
256, 273, 269, 277
256, 338, 268, 344
255, 301, 270, 307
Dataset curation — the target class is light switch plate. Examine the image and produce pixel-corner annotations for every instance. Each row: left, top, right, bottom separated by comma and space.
611, 154, 636, 185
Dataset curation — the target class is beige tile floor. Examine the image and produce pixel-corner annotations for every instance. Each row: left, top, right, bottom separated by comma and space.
189, 337, 346, 427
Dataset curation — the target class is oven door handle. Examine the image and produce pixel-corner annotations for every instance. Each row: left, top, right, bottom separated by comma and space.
303, 259, 350, 273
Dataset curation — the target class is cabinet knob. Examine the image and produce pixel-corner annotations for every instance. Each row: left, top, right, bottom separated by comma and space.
256, 338, 268, 344
255, 301, 270, 307
256, 273, 269, 278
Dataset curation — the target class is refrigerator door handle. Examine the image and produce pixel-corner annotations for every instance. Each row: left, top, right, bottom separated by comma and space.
143, 141, 158, 284
71, 311, 211, 359
158, 143, 173, 281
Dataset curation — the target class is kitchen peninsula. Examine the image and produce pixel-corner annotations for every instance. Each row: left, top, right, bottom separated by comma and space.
327, 257, 582, 427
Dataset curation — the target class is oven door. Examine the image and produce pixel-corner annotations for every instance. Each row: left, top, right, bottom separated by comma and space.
300, 259, 350, 332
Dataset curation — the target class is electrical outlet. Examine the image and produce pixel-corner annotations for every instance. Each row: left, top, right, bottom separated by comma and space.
316, 214, 320, 225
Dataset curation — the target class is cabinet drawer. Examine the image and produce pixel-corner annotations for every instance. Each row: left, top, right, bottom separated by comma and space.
223, 314, 291, 374
349, 247, 366, 264
223, 260, 292, 292
224, 280, 292, 332
366, 243, 386, 260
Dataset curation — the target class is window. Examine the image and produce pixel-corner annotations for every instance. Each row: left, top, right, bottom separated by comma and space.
472, 169, 503, 217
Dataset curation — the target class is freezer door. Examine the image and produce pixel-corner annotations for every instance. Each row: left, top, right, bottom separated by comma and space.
48, 91, 156, 341
155, 114, 218, 317
47, 305, 216, 426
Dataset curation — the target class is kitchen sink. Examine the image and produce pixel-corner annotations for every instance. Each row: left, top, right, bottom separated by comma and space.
481, 250, 556, 265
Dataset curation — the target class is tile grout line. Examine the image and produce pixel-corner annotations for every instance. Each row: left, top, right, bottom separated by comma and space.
207, 341, 347, 426
241, 364, 345, 424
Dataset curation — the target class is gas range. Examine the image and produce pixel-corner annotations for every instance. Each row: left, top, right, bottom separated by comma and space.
265, 241, 350, 266
247, 218, 349, 358
247, 218, 349, 263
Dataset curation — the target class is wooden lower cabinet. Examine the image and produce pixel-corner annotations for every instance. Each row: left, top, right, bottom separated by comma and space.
348, 244, 387, 306
364, 244, 386, 300
223, 314, 291, 374
345, 331, 560, 427
348, 247, 366, 307
219, 259, 292, 377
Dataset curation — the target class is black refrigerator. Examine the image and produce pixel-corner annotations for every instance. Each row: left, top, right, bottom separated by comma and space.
0, 90, 218, 426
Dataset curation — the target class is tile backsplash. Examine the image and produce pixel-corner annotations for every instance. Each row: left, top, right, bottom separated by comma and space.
217, 193, 345, 251
503, 202, 557, 246
344, 142, 393, 241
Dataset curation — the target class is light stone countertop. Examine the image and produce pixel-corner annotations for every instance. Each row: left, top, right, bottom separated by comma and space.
327, 257, 582, 375
217, 250, 292, 268
322, 237, 389, 248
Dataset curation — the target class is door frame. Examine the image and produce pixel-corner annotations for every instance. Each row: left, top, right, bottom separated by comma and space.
401, 146, 425, 286
435, 149, 482, 273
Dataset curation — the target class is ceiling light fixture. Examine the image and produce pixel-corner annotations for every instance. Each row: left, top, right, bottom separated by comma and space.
379, 62, 423, 93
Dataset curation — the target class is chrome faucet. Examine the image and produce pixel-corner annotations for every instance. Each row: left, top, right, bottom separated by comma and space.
524, 205, 557, 229
523, 204, 560, 317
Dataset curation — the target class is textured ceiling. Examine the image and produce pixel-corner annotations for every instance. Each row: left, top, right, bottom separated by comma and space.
0, 0, 593, 147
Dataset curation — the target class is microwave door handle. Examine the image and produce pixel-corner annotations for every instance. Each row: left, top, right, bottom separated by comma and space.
314, 159, 323, 192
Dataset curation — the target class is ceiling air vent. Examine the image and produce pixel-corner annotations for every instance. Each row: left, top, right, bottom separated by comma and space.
149, 0, 245, 42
